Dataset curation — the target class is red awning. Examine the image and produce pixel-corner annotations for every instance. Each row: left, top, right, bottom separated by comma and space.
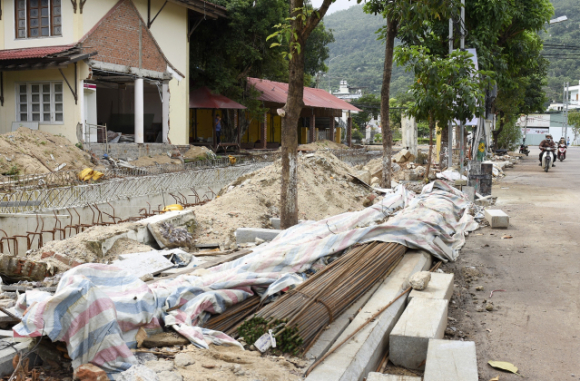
0, 45, 75, 60
189, 87, 247, 109
247, 77, 361, 112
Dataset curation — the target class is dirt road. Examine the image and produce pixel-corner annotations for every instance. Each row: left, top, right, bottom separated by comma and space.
444, 146, 580, 380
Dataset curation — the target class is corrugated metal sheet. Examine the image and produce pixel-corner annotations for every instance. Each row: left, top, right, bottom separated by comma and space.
189, 87, 247, 109
0, 45, 74, 60
248, 77, 361, 112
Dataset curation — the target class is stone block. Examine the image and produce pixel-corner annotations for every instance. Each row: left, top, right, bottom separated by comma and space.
235, 228, 281, 244
433, 236, 453, 260
367, 374, 421, 381
484, 209, 509, 229
389, 298, 448, 370
409, 273, 454, 302
423, 339, 478, 381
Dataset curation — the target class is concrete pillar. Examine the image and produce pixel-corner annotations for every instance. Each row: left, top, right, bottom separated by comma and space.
401, 115, 418, 156
347, 114, 352, 147
235, 110, 240, 144
162, 81, 169, 143
330, 117, 335, 143
134, 78, 144, 143
261, 112, 268, 149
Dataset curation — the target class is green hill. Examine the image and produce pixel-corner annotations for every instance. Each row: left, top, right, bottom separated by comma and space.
322, 4, 413, 97
542, 0, 580, 102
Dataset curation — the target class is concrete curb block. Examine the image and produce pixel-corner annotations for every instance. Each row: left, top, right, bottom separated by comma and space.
235, 228, 281, 244
424, 339, 478, 381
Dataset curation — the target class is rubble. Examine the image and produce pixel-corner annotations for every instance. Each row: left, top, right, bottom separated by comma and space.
0, 127, 93, 176
298, 139, 349, 151
409, 271, 431, 290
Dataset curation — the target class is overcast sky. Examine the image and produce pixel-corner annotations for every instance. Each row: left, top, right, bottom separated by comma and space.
311, 0, 357, 15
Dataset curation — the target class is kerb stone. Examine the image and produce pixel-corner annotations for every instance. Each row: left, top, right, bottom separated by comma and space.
409, 273, 454, 302
389, 298, 448, 370
484, 209, 509, 229
423, 339, 478, 381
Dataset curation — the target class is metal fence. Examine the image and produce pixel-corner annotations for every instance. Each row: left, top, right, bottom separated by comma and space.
0, 149, 380, 214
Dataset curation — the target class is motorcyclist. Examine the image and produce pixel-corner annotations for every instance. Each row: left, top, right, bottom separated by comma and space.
539, 134, 556, 167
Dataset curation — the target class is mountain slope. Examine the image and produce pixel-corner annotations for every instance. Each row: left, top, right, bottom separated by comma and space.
322, 4, 413, 97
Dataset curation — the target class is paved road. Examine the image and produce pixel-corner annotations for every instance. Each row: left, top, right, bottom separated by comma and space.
445, 146, 580, 380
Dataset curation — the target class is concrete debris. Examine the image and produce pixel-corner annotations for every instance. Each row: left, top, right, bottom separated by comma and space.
0, 255, 48, 282
173, 353, 195, 368
112, 251, 175, 279
409, 271, 431, 291
157, 370, 182, 381
143, 332, 190, 348
117, 364, 160, 381
145, 360, 175, 373
354, 170, 372, 184
393, 149, 416, 164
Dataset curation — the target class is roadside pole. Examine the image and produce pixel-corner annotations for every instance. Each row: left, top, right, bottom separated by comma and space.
447, 18, 454, 169
459, 0, 465, 178
564, 82, 569, 142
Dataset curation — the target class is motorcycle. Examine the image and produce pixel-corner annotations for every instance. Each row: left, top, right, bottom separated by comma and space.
558, 143, 567, 162
519, 144, 530, 156
541, 147, 555, 172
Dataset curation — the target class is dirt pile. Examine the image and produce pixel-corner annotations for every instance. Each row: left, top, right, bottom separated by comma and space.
183, 146, 212, 160
193, 151, 370, 245
129, 154, 182, 167
0, 127, 93, 176
299, 139, 349, 151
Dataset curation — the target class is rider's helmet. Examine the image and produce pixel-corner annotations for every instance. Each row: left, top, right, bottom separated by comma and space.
546, 134, 553, 140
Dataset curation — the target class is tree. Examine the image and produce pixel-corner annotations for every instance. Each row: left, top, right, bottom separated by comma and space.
363, 0, 456, 188
268, 1, 337, 228
569, 111, 580, 145
351, 93, 381, 133
394, 47, 488, 181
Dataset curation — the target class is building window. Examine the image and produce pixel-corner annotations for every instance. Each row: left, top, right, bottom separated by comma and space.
16, 0, 62, 39
17, 83, 64, 123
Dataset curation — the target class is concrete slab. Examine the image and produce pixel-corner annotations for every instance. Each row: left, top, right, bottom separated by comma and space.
367, 373, 421, 381
235, 228, 281, 244
306, 250, 432, 381
433, 236, 453, 259
389, 298, 448, 370
423, 339, 478, 381
145, 210, 197, 249
484, 209, 509, 228
409, 273, 454, 302
112, 250, 175, 278
0, 339, 32, 376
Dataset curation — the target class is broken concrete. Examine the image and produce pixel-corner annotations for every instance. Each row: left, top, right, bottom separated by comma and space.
117, 364, 160, 381
423, 339, 478, 381
484, 209, 510, 229
145, 210, 196, 249
409, 273, 454, 302
409, 271, 431, 291
235, 228, 281, 244
143, 332, 190, 348
367, 374, 421, 381
306, 251, 432, 381
389, 298, 448, 371
0, 340, 32, 377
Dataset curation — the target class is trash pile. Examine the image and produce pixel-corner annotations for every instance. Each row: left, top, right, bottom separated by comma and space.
193, 150, 373, 245
0, 127, 93, 176
2, 179, 479, 380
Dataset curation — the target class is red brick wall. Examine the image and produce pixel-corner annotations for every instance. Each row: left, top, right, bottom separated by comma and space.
81, 0, 167, 73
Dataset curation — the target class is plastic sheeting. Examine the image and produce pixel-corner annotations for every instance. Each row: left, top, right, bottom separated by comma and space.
11, 181, 478, 379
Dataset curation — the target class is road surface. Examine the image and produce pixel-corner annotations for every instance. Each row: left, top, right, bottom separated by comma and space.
444, 146, 580, 380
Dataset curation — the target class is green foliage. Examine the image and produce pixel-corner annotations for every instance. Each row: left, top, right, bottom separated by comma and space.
304, 23, 335, 86
496, 117, 523, 150
373, 133, 382, 143
237, 317, 303, 356
352, 129, 364, 141
395, 47, 489, 128
351, 93, 381, 130
542, 0, 580, 102
568, 110, 580, 143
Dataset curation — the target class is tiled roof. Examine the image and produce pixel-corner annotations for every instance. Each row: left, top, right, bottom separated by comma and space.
247, 77, 362, 112
0, 45, 75, 60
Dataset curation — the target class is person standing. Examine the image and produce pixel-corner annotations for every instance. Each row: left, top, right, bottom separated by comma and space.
215, 115, 222, 145
567, 136, 571, 146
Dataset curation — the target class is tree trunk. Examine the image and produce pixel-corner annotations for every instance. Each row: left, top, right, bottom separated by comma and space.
424, 115, 435, 183
380, 15, 399, 188
280, 0, 332, 229
492, 110, 505, 147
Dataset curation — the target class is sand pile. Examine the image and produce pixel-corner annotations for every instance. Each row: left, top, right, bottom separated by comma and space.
183, 146, 212, 160
0, 127, 93, 175
299, 139, 349, 151
129, 154, 182, 167
193, 150, 370, 245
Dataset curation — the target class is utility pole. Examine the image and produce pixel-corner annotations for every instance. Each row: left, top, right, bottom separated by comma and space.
447, 18, 453, 169
563, 82, 569, 142
459, 0, 465, 178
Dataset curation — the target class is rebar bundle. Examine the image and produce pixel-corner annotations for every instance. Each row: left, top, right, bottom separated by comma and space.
236, 242, 406, 355
204, 295, 261, 335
